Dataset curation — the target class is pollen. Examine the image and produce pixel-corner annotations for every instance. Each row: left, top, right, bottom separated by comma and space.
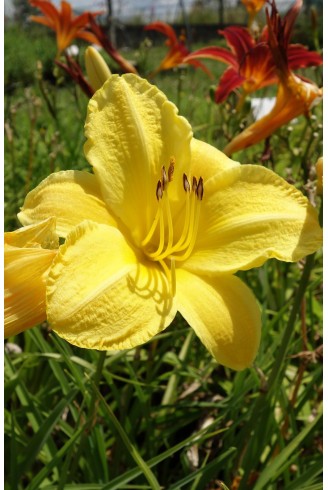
141, 158, 203, 295
168, 157, 175, 182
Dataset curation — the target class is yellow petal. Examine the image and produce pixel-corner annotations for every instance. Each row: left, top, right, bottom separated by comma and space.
5, 245, 57, 337
5, 217, 58, 249
85, 46, 112, 92
18, 170, 116, 237
184, 165, 322, 274
176, 269, 261, 370
84, 74, 193, 245
190, 138, 240, 182
47, 221, 176, 350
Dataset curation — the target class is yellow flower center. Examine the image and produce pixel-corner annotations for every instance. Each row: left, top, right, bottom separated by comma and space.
141, 157, 204, 295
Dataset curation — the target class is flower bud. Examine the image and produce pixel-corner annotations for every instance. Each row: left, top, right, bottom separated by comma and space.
85, 46, 111, 92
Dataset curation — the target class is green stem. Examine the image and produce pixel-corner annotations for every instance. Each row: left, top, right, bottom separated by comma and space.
37, 75, 58, 123
25, 98, 37, 194
176, 67, 185, 112
235, 90, 247, 112
161, 329, 194, 406
267, 254, 316, 394
4, 121, 17, 207
300, 125, 313, 183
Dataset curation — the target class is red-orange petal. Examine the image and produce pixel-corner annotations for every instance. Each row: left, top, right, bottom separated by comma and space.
30, 0, 59, 23
144, 21, 178, 47
215, 67, 244, 102
185, 45, 238, 68
29, 15, 55, 29
287, 44, 323, 69
219, 26, 255, 62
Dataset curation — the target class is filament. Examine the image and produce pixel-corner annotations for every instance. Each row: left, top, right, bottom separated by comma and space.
141, 160, 203, 296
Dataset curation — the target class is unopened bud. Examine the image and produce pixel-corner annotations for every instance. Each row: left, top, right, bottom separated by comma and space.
85, 46, 112, 92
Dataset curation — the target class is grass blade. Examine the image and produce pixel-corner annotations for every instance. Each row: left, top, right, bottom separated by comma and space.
16, 389, 78, 481
92, 382, 161, 490
253, 409, 322, 489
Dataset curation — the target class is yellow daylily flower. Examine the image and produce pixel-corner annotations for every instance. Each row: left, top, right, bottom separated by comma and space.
85, 46, 112, 92
5, 218, 59, 337
15, 74, 322, 370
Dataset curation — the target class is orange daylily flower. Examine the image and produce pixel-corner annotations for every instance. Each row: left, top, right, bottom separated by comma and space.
224, 0, 322, 156
29, 0, 102, 55
224, 74, 322, 156
184, 20, 322, 104
144, 21, 211, 77
241, 0, 267, 25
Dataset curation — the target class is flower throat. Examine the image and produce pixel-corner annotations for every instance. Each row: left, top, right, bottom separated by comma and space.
141, 157, 204, 295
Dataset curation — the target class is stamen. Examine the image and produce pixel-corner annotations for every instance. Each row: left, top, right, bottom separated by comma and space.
141, 159, 204, 290
157, 204, 165, 256
161, 166, 168, 190
170, 259, 176, 296
156, 180, 163, 200
141, 205, 161, 247
169, 189, 194, 255
164, 193, 174, 253
168, 157, 175, 182
147, 191, 173, 260
141, 181, 162, 247
172, 198, 201, 262
183, 173, 190, 192
170, 176, 203, 261
196, 177, 204, 201
158, 258, 176, 297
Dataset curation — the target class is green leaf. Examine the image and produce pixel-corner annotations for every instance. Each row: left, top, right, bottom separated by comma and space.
253, 409, 322, 489
92, 382, 161, 490
16, 389, 77, 481
284, 459, 322, 490
26, 423, 86, 490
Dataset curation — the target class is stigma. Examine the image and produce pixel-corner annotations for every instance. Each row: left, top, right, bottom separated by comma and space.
141, 157, 203, 294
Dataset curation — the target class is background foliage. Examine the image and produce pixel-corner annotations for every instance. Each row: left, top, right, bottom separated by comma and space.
4, 7, 323, 489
